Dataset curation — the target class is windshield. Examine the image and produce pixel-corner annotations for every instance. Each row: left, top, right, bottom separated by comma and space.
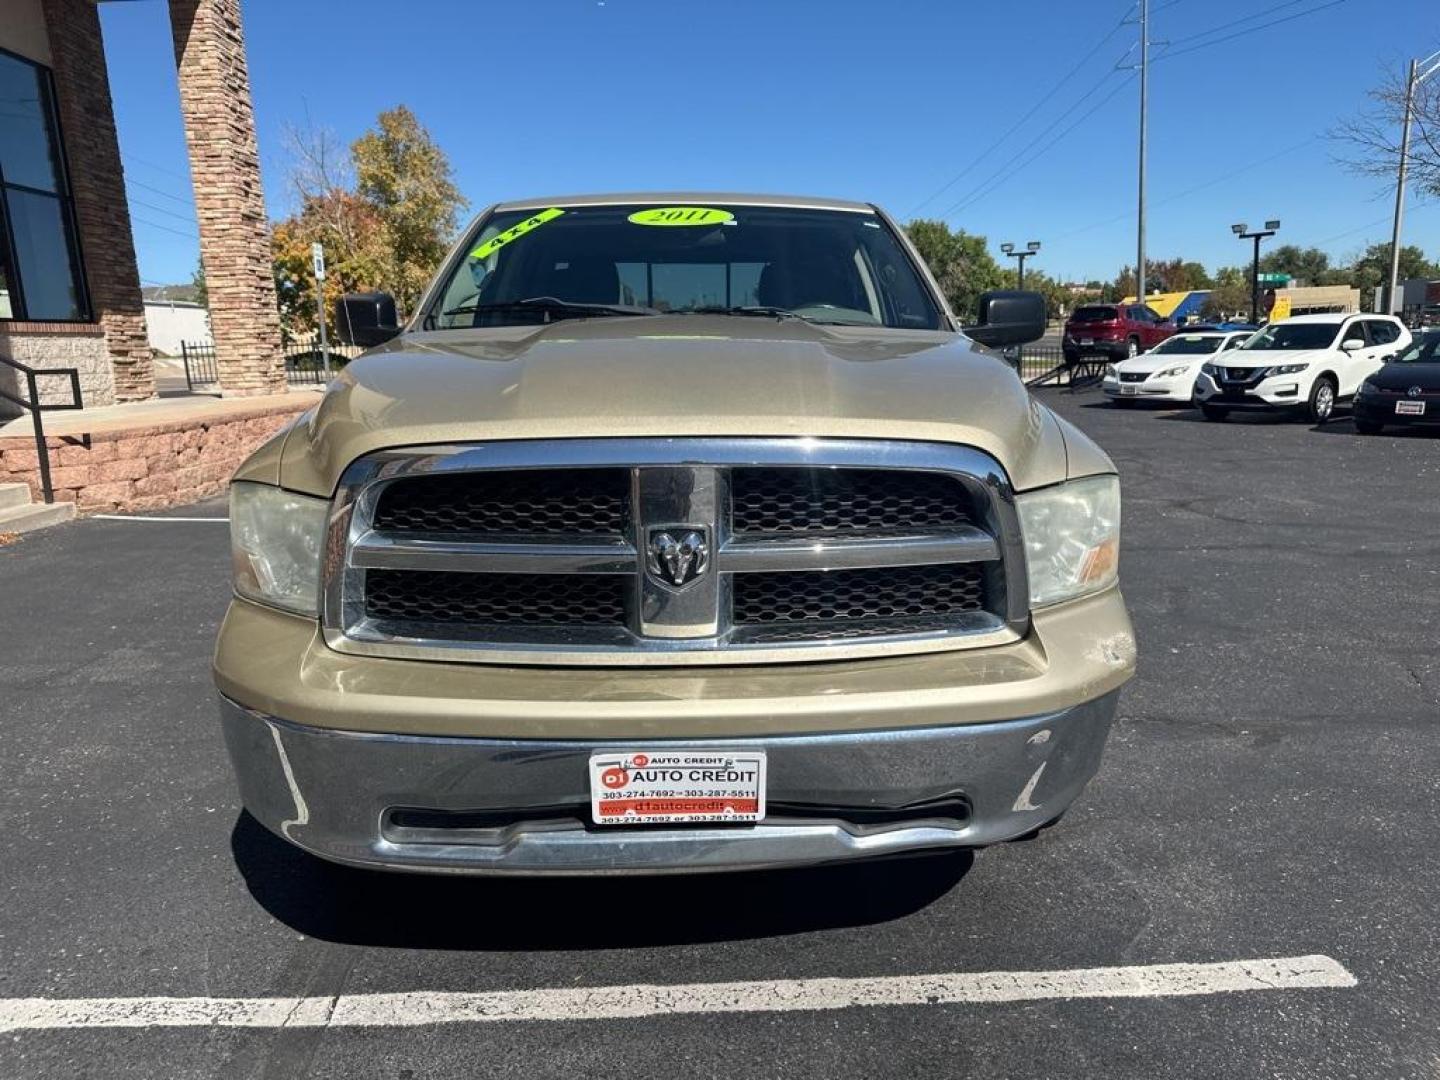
1151, 334, 1223, 355
1239, 322, 1341, 351
427, 203, 942, 330
1394, 330, 1440, 363
1069, 306, 1119, 324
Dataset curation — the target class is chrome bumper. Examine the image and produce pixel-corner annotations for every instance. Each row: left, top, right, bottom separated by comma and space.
219, 691, 1118, 875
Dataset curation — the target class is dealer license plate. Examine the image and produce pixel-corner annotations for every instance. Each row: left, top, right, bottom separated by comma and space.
1396, 400, 1426, 416
589, 750, 767, 825
1121, 385, 1138, 395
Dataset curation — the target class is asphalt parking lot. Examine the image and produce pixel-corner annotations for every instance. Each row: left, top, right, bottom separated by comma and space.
2, 389, 1438, 1079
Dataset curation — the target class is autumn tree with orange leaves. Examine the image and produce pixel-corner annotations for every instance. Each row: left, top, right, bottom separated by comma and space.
272, 107, 465, 337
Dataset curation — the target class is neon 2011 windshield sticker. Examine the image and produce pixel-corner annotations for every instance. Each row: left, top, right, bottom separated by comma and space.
470, 208, 565, 260
627, 207, 735, 227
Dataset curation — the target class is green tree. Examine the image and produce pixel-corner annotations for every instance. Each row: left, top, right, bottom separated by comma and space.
1258, 245, 1334, 285
352, 106, 467, 315
1199, 265, 1251, 320
190, 256, 207, 309
1114, 258, 1212, 297
903, 220, 1005, 321
1342, 242, 1440, 295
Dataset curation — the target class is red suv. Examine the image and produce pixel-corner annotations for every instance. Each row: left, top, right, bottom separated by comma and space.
1063, 303, 1175, 363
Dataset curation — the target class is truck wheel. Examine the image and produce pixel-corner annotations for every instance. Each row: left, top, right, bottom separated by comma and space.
1126, 337, 1140, 358
1355, 418, 1383, 435
1305, 376, 1337, 424
1199, 403, 1229, 421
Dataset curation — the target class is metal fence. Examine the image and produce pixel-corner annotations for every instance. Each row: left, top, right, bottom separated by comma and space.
1004, 345, 1109, 390
180, 336, 366, 392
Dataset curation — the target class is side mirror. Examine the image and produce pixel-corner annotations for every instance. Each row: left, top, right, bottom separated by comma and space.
1340, 338, 1364, 352
964, 290, 1047, 348
335, 292, 400, 348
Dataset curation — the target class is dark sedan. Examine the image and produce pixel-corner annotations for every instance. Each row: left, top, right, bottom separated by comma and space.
1353, 328, 1440, 434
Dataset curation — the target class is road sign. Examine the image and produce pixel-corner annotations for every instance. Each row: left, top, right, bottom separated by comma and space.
311, 242, 325, 281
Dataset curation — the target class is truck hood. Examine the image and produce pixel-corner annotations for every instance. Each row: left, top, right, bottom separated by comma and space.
277, 314, 1083, 495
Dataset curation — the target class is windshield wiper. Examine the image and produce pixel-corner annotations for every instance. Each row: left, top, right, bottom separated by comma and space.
690, 305, 813, 322
439, 296, 661, 321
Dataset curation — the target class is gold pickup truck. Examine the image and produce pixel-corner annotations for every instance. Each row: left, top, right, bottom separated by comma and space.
215, 193, 1134, 874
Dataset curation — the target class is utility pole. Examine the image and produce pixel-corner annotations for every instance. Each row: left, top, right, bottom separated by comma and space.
1387, 50, 1440, 315
1136, 0, 1149, 307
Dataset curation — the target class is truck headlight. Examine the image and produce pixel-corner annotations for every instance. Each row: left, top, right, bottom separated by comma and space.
1016, 475, 1121, 607
230, 482, 329, 615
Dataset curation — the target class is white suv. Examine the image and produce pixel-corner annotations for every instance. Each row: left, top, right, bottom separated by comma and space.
1193, 313, 1411, 423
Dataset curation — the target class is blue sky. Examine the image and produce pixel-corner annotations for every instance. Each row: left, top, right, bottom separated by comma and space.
100, 0, 1439, 288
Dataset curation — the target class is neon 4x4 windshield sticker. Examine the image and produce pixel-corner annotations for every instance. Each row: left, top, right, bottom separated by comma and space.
470, 208, 565, 260
627, 207, 735, 227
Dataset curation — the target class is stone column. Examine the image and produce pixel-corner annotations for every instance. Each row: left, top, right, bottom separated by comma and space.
168, 0, 284, 396
41, 0, 153, 403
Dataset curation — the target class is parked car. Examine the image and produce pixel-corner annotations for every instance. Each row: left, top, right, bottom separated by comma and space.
1193, 313, 1411, 423
1063, 302, 1175, 363
1352, 327, 1440, 434
1101, 328, 1251, 405
215, 192, 1136, 875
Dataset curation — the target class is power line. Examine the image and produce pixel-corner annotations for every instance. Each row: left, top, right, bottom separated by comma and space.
905, 0, 1138, 218
129, 214, 199, 241
120, 151, 192, 184
1056, 136, 1318, 240
941, 73, 1138, 221
1157, 0, 1353, 62
126, 175, 193, 207
127, 195, 197, 226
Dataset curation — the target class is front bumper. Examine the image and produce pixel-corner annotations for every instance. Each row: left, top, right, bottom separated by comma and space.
1102, 376, 1193, 402
1193, 372, 1304, 409
1353, 395, 1440, 425
220, 690, 1119, 874
213, 588, 1134, 874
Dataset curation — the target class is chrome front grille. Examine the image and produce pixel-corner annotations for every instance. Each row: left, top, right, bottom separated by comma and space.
371, 468, 630, 535
731, 564, 987, 625
729, 468, 973, 534
322, 439, 1028, 666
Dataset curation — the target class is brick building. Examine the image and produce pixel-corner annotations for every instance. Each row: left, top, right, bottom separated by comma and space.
0, 0, 284, 417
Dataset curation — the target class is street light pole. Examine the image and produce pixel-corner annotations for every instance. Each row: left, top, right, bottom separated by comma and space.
1000, 242, 1042, 368
1001, 241, 1042, 290
1232, 221, 1280, 325
1387, 50, 1440, 315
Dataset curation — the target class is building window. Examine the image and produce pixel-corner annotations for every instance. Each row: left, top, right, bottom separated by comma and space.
0, 47, 90, 322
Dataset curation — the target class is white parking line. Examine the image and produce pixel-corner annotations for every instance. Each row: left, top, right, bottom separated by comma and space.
0, 955, 1354, 1032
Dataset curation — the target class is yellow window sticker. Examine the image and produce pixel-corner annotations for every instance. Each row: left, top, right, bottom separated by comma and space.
470, 207, 565, 260
627, 206, 735, 227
